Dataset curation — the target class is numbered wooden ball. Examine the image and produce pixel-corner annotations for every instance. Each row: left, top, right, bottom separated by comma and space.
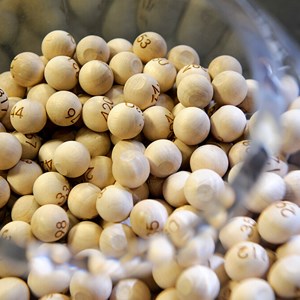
82, 96, 113, 132
31, 204, 69, 242
7, 159, 43, 195
257, 201, 300, 244
219, 216, 260, 250
38, 139, 63, 172
10, 99, 47, 134
144, 139, 182, 178
177, 74, 213, 108
33, 171, 70, 206
46, 91, 82, 126
79, 60, 114, 95
173, 107, 210, 145
123, 73, 160, 110
143, 58, 177, 92
107, 102, 144, 140
10, 52, 44, 87
142, 105, 174, 141
44, 56, 79, 90
224, 241, 269, 281
130, 199, 168, 238
0, 88, 8, 120
109, 51, 143, 85
26, 83, 56, 107
41, 30, 76, 60
107, 38, 133, 59
0, 132, 22, 170
133, 31, 167, 63
53, 141, 91, 178
176, 64, 210, 87
76, 35, 110, 65
167, 45, 200, 71
96, 185, 133, 222
111, 140, 145, 161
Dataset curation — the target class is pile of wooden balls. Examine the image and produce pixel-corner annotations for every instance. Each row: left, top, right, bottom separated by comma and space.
1, 29, 300, 300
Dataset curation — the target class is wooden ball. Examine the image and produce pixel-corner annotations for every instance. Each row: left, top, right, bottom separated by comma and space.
40, 294, 70, 300
142, 105, 174, 141
176, 265, 220, 300
53, 141, 91, 178
31, 204, 69, 242
280, 74, 299, 107
7, 159, 43, 195
11, 195, 40, 223
280, 109, 300, 154
276, 235, 300, 258
268, 255, 300, 299
12, 132, 42, 160
210, 105, 247, 142
257, 200, 300, 244
110, 278, 151, 300
82, 96, 113, 132
177, 74, 213, 108
162, 171, 190, 207
109, 51, 143, 85
167, 45, 200, 71
184, 169, 224, 211
104, 85, 125, 106
69, 270, 112, 300
112, 150, 150, 189
173, 107, 210, 145
82, 156, 115, 189
133, 31, 167, 63
10, 52, 44, 87
67, 221, 102, 254
0, 71, 26, 98
130, 199, 168, 238
68, 182, 100, 219
212, 70, 248, 106
245, 172, 286, 213
224, 241, 269, 281
0, 132, 22, 170
46, 91, 82, 126
238, 79, 259, 113
38, 139, 63, 172
0, 220, 34, 247
208, 55, 242, 79
44, 56, 79, 90
79, 60, 114, 95
176, 64, 210, 87
219, 216, 260, 250
111, 140, 145, 161
107, 38, 133, 59
10, 99, 47, 134
75, 127, 111, 157
0, 87, 8, 120
96, 185, 133, 222
33, 171, 70, 206
230, 278, 275, 300
144, 139, 182, 178
156, 93, 175, 111
143, 58, 177, 92
156, 288, 180, 300
107, 102, 144, 140
284, 170, 300, 205
41, 30, 76, 60
0, 277, 30, 300
228, 139, 251, 167
1, 97, 21, 131
99, 223, 135, 259
76, 35, 110, 65
190, 144, 229, 177
0, 176, 10, 208
123, 73, 160, 110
